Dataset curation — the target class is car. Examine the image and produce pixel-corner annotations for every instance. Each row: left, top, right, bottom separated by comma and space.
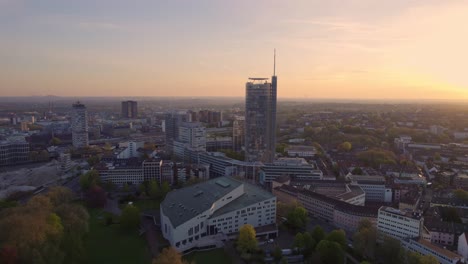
268, 239, 274, 243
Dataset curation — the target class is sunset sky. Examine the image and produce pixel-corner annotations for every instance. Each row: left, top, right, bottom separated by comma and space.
1, 0, 468, 99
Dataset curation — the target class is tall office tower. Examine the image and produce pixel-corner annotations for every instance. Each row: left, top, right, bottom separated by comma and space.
244, 51, 277, 163
164, 111, 190, 153
121, 100, 138, 118
232, 115, 245, 151
71, 101, 89, 148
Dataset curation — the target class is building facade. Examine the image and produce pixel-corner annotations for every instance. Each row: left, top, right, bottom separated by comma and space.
0, 137, 30, 166
245, 62, 277, 163
160, 177, 277, 253
71, 101, 89, 148
377, 206, 423, 240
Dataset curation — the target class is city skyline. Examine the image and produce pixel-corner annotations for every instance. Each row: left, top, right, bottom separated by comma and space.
1, 0, 468, 100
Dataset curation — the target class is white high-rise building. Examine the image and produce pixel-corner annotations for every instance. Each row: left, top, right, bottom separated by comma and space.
71, 101, 89, 148
377, 206, 423, 240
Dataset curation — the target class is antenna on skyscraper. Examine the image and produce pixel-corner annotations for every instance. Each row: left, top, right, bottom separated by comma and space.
273, 49, 276, 76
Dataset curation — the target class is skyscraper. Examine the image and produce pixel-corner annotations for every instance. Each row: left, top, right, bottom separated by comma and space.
164, 111, 190, 153
121, 100, 138, 118
71, 101, 89, 148
244, 51, 277, 163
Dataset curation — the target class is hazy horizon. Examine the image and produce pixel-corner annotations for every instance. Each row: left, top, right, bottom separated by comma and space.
1, 0, 468, 99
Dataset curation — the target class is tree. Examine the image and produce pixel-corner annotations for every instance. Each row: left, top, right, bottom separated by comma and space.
46, 187, 74, 207
236, 224, 257, 253
353, 219, 377, 260
161, 181, 171, 198
148, 180, 161, 199
351, 167, 363, 175
316, 240, 344, 264
79, 170, 100, 190
340, 141, 352, 152
286, 205, 308, 230
87, 155, 100, 167
312, 225, 326, 243
293, 233, 305, 250
376, 236, 405, 264
453, 189, 468, 200
301, 232, 316, 257
85, 186, 107, 208
326, 229, 347, 249
120, 204, 140, 230
152, 247, 188, 264
272, 246, 283, 263
49, 137, 62, 146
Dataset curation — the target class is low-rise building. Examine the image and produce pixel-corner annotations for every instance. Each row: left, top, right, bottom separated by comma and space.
259, 158, 323, 185
455, 174, 468, 190
0, 136, 30, 166
160, 177, 277, 253
285, 146, 317, 158
377, 206, 423, 240
402, 238, 464, 264
348, 175, 392, 203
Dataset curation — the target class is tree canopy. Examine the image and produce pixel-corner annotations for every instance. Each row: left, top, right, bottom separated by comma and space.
152, 247, 189, 264
316, 240, 344, 264
236, 224, 257, 253
120, 204, 140, 230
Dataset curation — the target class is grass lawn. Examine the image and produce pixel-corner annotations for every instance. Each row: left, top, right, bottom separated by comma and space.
85, 208, 152, 264
184, 249, 232, 264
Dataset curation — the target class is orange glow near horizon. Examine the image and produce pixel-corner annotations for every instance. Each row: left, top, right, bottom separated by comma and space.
0, 1, 467, 100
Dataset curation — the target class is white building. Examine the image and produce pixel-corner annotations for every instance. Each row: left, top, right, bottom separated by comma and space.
116, 141, 144, 159
160, 177, 277, 253
285, 146, 317, 158
402, 238, 464, 264
259, 158, 323, 185
377, 206, 423, 240
459, 233, 468, 261
59, 153, 72, 172
348, 175, 392, 202
71, 102, 89, 148
179, 122, 206, 151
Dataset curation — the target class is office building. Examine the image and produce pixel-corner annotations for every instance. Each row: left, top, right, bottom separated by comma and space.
348, 175, 393, 202
259, 158, 323, 185
71, 101, 89, 148
160, 177, 277, 253
0, 137, 30, 166
121, 100, 138, 119
245, 52, 277, 163
164, 111, 190, 153
377, 206, 424, 240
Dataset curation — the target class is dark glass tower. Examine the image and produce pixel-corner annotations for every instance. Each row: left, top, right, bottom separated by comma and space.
244, 51, 277, 163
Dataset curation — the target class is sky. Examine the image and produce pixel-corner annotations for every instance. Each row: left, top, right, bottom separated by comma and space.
1, 0, 468, 100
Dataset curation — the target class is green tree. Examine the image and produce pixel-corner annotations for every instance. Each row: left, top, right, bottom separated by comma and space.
293, 233, 305, 250
49, 137, 62, 146
420, 255, 439, 264
302, 232, 316, 257
272, 245, 283, 263
79, 170, 100, 190
351, 167, 363, 175
326, 229, 347, 249
161, 181, 171, 198
120, 204, 140, 230
353, 219, 377, 260
236, 224, 257, 253
148, 180, 161, 199
87, 155, 101, 167
376, 236, 405, 264
316, 240, 344, 264
453, 189, 468, 200
312, 225, 326, 243
286, 205, 308, 230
